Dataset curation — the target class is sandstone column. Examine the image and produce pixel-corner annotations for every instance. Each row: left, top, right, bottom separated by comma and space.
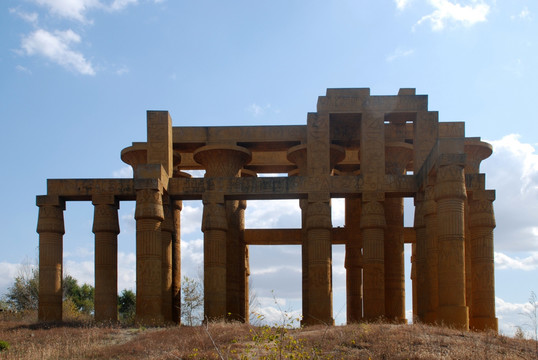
469, 190, 498, 331
361, 193, 386, 320
92, 194, 120, 322
287, 145, 310, 324
161, 197, 174, 323
171, 199, 182, 324
171, 169, 190, 324
345, 196, 363, 323
305, 193, 334, 325
423, 183, 439, 324
37, 195, 65, 322
414, 192, 427, 322
135, 181, 165, 325
434, 161, 469, 330
194, 145, 251, 320
384, 143, 412, 323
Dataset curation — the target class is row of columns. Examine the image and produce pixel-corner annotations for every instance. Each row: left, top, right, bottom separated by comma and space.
37, 191, 184, 323
413, 158, 497, 331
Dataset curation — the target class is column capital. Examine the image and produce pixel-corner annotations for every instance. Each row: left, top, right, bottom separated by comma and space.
92, 193, 119, 207
36, 195, 65, 209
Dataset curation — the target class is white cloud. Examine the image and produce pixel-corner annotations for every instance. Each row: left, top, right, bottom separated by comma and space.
20, 29, 96, 75
482, 134, 538, 251
32, 0, 100, 22
108, 0, 137, 11
386, 48, 415, 62
415, 0, 490, 31
496, 296, 538, 337
113, 166, 133, 178
511, 7, 531, 21
15, 65, 32, 74
395, 0, 412, 11
181, 203, 203, 235
9, 8, 39, 23
495, 251, 538, 271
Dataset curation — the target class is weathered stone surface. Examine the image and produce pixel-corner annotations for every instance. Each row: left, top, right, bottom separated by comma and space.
36, 88, 497, 332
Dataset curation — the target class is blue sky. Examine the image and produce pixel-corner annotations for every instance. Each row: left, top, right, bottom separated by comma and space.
1, 0, 538, 335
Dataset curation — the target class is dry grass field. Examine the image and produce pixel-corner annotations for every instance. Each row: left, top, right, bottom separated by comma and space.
0, 311, 536, 359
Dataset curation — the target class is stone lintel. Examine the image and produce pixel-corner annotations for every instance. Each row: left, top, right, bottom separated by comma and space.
363, 191, 385, 202
36, 195, 65, 209
91, 193, 119, 206
173, 125, 306, 148
45, 179, 135, 201
398, 88, 416, 96
202, 191, 225, 205
438, 137, 465, 155
317, 93, 428, 113
244, 227, 416, 245
308, 191, 331, 203
147, 111, 173, 177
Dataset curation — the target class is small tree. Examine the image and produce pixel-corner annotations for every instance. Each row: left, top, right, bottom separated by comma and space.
4, 262, 39, 311
181, 276, 203, 326
63, 275, 94, 315
118, 289, 136, 322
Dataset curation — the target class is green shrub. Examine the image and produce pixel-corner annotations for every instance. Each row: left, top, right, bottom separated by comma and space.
0, 340, 10, 351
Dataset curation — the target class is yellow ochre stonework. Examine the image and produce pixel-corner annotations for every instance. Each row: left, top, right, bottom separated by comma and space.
36, 88, 497, 331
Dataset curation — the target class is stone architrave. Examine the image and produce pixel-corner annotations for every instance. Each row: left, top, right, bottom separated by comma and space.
92, 194, 120, 322
37, 195, 65, 322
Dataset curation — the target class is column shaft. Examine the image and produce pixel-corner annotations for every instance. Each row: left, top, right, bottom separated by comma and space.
202, 194, 228, 320
435, 164, 469, 330
361, 197, 386, 320
304, 196, 334, 325
384, 197, 406, 323
345, 197, 362, 323
423, 185, 439, 324
92, 196, 119, 322
161, 198, 174, 323
469, 191, 498, 331
37, 199, 65, 322
414, 194, 427, 322
172, 200, 182, 324
135, 187, 164, 325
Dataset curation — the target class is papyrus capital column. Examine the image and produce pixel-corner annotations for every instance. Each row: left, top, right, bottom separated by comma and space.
37, 195, 65, 322
469, 190, 498, 331
361, 192, 386, 321
194, 144, 251, 320
171, 199, 183, 324
92, 194, 120, 322
344, 194, 362, 323
134, 176, 165, 325
434, 161, 469, 330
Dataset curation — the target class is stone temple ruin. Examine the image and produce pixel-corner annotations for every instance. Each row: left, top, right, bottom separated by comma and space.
36, 88, 497, 331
